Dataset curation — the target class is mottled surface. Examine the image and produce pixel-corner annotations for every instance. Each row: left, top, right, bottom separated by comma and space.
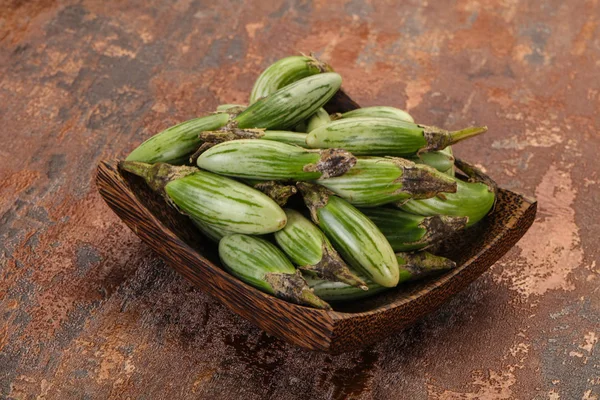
0, 0, 598, 399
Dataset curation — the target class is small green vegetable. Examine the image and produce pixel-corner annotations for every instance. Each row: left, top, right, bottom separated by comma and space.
119, 161, 287, 235
197, 139, 356, 181
361, 207, 467, 252
298, 183, 399, 288
306, 117, 487, 156
126, 113, 229, 164
249, 55, 333, 104
307, 251, 456, 301
219, 234, 331, 309
399, 159, 496, 227
274, 209, 367, 289
306, 108, 332, 133
236, 72, 342, 130
316, 157, 457, 207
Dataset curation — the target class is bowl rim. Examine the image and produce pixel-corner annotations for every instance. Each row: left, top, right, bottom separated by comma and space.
97, 159, 537, 352
98, 159, 536, 323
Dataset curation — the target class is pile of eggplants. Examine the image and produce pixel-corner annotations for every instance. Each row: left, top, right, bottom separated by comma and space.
121, 54, 496, 309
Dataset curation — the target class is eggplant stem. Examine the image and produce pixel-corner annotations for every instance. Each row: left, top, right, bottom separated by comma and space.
449, 126, 487, 145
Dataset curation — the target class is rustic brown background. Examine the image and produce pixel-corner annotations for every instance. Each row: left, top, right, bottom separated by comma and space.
1, 0, 599, 399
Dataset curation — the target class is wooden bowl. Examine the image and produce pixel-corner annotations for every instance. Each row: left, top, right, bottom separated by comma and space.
96, 90, 537, 353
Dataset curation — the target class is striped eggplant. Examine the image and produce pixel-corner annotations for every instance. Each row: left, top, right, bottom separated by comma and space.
335, 106, 414, 123
297, 183, 399, 288
399, 159, 497, 227
307, 251, 456, 301
305, 274, 388, 302
262, 131, 309, 147
197, 139, 356, 180
334, 107, 455, 174
235, 72, 342, 130
215, 104, 247, 117
395, 251, 457, 282
306, 117, 487, 156
249, 55, 333, 104
306, 108, 331, 133
119, 162, 287, 234
361, 207, 467, 252
197, 127, 309, 148
316, 157, 456, 207
126, 113, 230, 164
274, 209, 367, 289
242, 179, 297, 207
219, 234, 331, 309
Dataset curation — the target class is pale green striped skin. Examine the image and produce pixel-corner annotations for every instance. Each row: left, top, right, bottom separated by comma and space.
249, 55, 333, 104
197, 139, 354, 181
306, 117, 428, 156
235, 73, 342, 130
218, 234, 331, 309
362, 208, 436, 252
218, 234, 296, 293
408, 150, 455, 173
306, 108, 331, 132
273, 209, 365, 288
316, 197, 398, 287
126, 113, 229, 164
165, 170, 287, 234
361, 208, 467, 252
316, 157, 410, 207
334, 107, 451, 171
274, 209, 327, 267
299, 183, 399, 288
261, 131, 309, 147
338, 106, 414, 123
400, 178, 495, 227
307, 251, 455, 301
316, 157, 456, 207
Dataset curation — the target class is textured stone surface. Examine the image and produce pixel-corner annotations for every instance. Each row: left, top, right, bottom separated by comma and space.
1, 0, 599, 399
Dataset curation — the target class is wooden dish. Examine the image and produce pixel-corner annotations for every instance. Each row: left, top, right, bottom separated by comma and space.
96, 90, 537, 353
